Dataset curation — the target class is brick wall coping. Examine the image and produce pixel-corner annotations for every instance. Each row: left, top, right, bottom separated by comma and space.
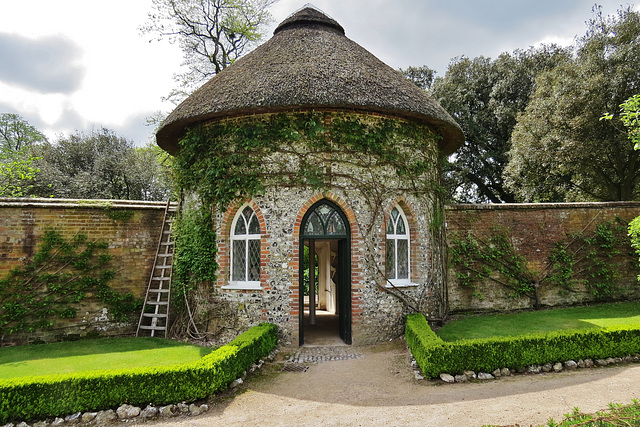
445, 201, 640, 211
0, 197, 170, 210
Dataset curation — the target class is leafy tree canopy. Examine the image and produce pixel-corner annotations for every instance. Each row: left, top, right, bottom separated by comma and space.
400, 65, 436, 91
0, 150, 39, 197
29, 128, 173, 201
424, 45, 570, 202
0, 113, 47, 152
619, 94, 640, 149
505, 6, 640, 202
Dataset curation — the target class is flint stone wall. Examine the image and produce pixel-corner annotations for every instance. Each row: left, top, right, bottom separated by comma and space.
213, 187, 444, 345
205, 111, 446, 345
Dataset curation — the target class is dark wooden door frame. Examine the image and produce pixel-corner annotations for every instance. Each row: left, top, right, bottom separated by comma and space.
298, 199, 351, 346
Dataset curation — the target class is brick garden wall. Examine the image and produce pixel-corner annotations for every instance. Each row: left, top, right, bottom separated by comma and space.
0, 198, 167, 344
445, 202, 640, 313
4, 197, 639, 344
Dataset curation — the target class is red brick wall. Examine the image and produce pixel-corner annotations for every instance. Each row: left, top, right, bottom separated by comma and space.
445, 202, 640, 312
0, 198, 167, 343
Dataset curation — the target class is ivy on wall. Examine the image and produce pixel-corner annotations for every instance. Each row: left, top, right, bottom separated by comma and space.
172, 111, 448, 319
169, 202, 218, 339
172, 203, 218, 296
450, 218, 639, 308
0, 229, 141, 339
174, 112, 442, 210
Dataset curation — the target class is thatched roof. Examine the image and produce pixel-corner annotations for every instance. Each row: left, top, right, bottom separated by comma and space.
156, 6, 464, 155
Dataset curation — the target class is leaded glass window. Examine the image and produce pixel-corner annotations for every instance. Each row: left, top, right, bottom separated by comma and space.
303, 202, 347, 236
231, 206, 261, 285
386, 206, 410, 283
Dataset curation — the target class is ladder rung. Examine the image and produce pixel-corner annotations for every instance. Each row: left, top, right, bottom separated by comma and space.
136, 201, 175, 338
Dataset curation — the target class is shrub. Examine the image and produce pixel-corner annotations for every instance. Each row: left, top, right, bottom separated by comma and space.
0, 322, 277, 423
406, 313, 640, 378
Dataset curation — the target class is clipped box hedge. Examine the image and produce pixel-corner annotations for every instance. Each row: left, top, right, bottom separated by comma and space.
406, 313, 640, 378
0, 322, 278, 423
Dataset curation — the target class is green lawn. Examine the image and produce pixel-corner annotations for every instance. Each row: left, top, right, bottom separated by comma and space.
0, 337, 213, 380
438, 301, 640, 342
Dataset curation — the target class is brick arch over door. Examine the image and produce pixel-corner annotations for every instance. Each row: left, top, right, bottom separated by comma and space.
289, 192, 363, 338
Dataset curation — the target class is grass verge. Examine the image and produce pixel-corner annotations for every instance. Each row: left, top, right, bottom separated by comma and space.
0, 323, 278, 423
438, 302, 640, 342
0, 338, 213, 380
545, 400, 640, 426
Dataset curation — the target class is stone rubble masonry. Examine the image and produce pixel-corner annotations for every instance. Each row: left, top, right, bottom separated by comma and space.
0, 198, 166, 344
445, 202, 640, 313
213, 187, 444, 345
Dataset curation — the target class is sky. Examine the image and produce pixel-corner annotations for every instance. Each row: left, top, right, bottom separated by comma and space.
1, 1, 639, 146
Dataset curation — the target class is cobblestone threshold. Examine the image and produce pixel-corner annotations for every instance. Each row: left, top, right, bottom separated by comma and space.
287, 346, 365, 364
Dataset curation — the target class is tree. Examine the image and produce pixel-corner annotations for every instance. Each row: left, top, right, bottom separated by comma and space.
29, 128, 173, 201
130, 144, 175, 201
428, 46, 570, 202
400, 65, 436, 91
0, 150, 38, 197
0, 114, 44, 197
505, 6, 640, 202
0, 113, 47, 153
619, 94, 640, 149
612, 94, 640, 274
141, 0, 277, 103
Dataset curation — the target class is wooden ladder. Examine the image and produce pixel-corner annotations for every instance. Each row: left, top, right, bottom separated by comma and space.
136, 200, 177, 338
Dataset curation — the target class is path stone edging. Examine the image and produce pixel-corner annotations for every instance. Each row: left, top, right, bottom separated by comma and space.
409, 352, 640, 382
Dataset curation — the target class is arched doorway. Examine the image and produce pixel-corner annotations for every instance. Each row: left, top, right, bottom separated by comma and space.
299, 200, 351, 345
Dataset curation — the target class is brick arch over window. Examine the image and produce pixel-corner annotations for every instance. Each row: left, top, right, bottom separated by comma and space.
289, 192, 362, 327
382, 197, 422, 286
216, 199, 270, 292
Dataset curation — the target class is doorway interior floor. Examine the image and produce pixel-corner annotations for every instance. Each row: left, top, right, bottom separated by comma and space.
303, 309, 345, 346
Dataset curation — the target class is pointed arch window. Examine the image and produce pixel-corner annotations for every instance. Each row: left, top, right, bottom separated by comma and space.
302, 202, 348, 237
386, 206, 410, 285
229, 205, 261, 288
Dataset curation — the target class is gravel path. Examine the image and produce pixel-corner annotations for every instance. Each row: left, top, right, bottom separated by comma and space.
148, 340, 640, 427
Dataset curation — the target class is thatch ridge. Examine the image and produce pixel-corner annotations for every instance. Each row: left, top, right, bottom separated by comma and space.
274, 5, 344, 35
157, 7, 464, 154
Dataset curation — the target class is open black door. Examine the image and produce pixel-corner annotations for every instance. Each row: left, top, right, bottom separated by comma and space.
299, 241, 305, 346
338, 238, 351, 344
298, 199, 351, 345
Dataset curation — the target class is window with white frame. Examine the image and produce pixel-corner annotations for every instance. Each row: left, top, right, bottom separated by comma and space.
386, 206, 410, 285
229, 205, 261, 287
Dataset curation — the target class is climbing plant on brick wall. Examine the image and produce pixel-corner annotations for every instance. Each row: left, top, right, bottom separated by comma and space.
450, 218, 638, 308
0, 229, 141, 340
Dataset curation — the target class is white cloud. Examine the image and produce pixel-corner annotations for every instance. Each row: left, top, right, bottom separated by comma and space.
0, 0, 182, 144
0, 0, 638, 145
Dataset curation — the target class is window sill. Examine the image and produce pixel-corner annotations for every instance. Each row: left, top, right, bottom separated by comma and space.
222, 282, 262, 290
385, 281, 419, 288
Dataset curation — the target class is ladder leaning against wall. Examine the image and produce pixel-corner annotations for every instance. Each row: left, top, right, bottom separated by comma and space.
136, 200, 178, 338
